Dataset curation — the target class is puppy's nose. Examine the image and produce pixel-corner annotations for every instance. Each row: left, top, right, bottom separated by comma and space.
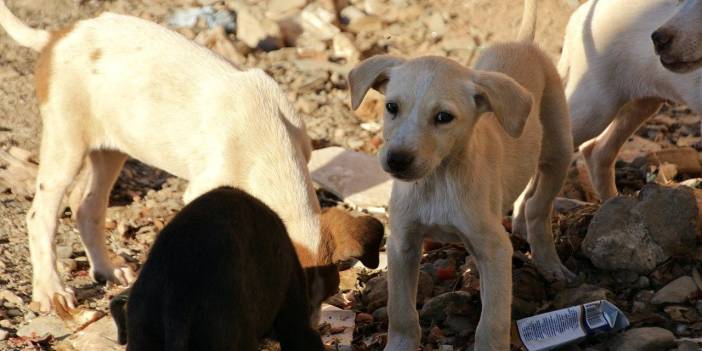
652, 29, 674, 53
386, 151, 414, 173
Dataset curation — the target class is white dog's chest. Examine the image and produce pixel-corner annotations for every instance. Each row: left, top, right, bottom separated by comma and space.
392, 180, 467, 243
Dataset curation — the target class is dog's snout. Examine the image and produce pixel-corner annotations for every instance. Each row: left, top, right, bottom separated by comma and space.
386, 151, 415, 173
652, 29, 673, 53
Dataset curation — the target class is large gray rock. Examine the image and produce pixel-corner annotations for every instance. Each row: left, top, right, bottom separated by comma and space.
582, 184, 700, 273
651, 276, 699, 305
609, 327, 675, 351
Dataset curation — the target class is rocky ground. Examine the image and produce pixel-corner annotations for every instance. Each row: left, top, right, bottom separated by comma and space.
0, 0, 701, 350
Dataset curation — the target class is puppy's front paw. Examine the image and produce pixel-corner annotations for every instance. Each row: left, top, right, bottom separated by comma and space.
33, 280, 76, 313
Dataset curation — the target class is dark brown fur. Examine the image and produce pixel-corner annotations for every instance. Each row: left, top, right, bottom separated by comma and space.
111, 187, 324, 351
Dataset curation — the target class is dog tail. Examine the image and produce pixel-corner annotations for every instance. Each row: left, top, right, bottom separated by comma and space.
109, 289, 130, 346
517, 0, 537, 42
0, 0, 49, 51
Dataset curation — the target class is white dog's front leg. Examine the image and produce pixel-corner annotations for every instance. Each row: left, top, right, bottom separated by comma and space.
460, 220, 513, 351
384, 222, 423, 351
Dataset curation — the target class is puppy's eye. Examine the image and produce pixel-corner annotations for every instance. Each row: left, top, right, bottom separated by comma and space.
386, 102, 399, 114
435, 111, 454, 124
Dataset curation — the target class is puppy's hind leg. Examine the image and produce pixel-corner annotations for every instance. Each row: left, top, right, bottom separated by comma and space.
525, 88, 575, 282
28, 125, 87, 312
582, 98, 663, 200
77, 150, 135, 285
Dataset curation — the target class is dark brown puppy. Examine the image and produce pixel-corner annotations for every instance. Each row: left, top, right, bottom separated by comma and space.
111, 187, 325, 351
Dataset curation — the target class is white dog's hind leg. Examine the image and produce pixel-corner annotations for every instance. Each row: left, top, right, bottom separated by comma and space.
28, 128, 87, 312
77, 150, 134, 285
582, 98, 663, 200
384, 221, 423, 351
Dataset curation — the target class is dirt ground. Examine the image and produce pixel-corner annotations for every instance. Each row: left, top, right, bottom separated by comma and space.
1, 0, 701, 350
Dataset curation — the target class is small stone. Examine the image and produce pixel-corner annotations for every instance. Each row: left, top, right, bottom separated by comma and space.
195, 26, 247, 67
619, 136, 662, 163
265, 0, 306, 19
70, 316, 122, 351
6, 309, 21, 317
58, 258, 77, 274
420, 291, 474, 325
0, 329, 7, 341
648, 147, 702, 174
372, 307, 388, 323
445, 315, 475, 336
0, 320, 11, 328
424, 12, 446, 38
0, 290, 24, 306
299, 3, 339, 41
56, 245, 73, 259
232, 4, 282, 50
553, 284, 613, 309
609, 327, 675, 351
355, 313, 373, 323
331, 32, 360, 63
17, 315, 71, 339
362, 271, 433, 312
346, 14, 383, 34
651, 276, 699, 305
676, 340, 700, 351
636, 276, 650, 289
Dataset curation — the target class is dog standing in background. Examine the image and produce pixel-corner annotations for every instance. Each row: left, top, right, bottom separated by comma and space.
560, 0, 702, 200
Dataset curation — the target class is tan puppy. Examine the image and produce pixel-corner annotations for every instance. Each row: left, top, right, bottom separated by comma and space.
349, 0, 572, 349
0, 1, 383, 313
561, 0, 702, 200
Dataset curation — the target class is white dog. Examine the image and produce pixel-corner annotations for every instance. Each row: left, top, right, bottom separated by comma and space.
560, 0, 702, 200
0, 1, 382, 313
349, 0, 573, 349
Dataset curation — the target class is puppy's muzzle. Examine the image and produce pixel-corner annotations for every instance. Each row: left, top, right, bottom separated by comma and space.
385, 151, 415, 175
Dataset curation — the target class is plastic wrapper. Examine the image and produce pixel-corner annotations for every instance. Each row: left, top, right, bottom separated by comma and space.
515, 300, 629, 351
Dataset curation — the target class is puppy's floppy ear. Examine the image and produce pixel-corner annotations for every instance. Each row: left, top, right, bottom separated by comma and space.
321, 208, 385, 269
472, 70, 534, 138
348, 55, 406, 110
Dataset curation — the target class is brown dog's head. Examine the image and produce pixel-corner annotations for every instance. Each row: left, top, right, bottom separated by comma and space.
297, 207, 384, 322
348, 55, 533, 181
652, 0, 702, 73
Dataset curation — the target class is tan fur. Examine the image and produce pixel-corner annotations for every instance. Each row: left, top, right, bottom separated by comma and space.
348, 6, 573, 350
35, 26, 73, 105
